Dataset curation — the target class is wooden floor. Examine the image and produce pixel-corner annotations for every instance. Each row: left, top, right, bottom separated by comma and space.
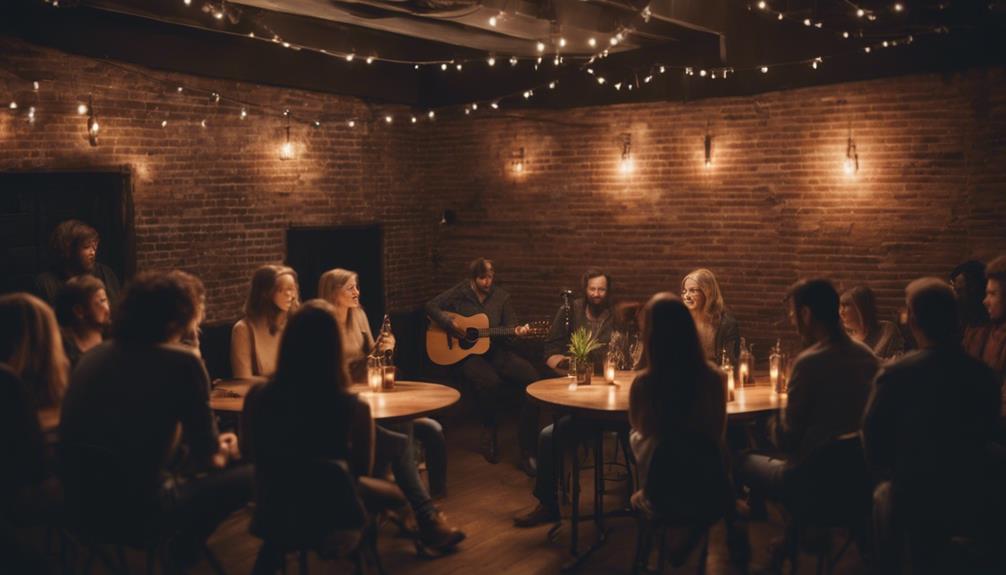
39, 410, 866, 574
196, 413, 867, 575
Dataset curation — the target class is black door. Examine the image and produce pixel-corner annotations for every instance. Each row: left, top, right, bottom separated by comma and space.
286, 225, 384, 333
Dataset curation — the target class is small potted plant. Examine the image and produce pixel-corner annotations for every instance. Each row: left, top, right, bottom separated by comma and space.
568, 327, 602, 386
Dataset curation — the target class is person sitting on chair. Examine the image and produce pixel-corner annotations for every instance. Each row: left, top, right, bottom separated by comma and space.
33, 219, 121, 307
54, 275, 111, 368
426, 258, 539, 466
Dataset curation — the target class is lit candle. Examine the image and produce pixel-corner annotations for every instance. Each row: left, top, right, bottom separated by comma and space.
605, 364, 616, 384
727, 369, 735, 402
770, 364, 779, 389
368, 370, 382, 392
739, 361, 749, 387
382, 366, 396, 391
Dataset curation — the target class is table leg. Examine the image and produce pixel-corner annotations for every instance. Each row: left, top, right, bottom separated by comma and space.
594, 430, 604, 533
570, 425, 580, 557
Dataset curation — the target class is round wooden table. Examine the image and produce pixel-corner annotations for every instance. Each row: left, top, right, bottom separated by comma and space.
211, 379, 461, 423
526, 371, 786, 420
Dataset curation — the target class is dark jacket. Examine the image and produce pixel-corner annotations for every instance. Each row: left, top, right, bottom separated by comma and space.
33, 262, 121, 307
543, 299, 614, 361
714, 312, 741, 366
862, 346, 1000, 522
425, 280, 520, 333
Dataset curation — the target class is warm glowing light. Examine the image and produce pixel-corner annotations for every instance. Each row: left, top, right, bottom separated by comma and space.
347, 120, 356, 128
456, 63, 463, 71
699, 69, 707, 77
843, 31, 850, 38
366, 56, 374, 64
536, 42, 546, 53
509, 56, 519, 66
411, 116, 417, 124
161, 120, 168, 127
345, 53, 355, 62
803, 18, 811, 26
213, 10, 224, 20
760, 66, 769, 73
384, 115, 393, 123
559, 37, 567, 48
487, 56, 496, 66
428, 110, 435, 119
894, 3, 903, 12
76, 103, 87, 114
548, 81, 556, 89
864, 46, 872, 53
200, 119, 207, 128
588, 37, 596, 47
490, 102, 499, 109
843, 158, 856, 176
27, 106, 36, 123
441, 63, 447, 71
240, 108, 247, 120
778, 13, 783, 20
471, 103, 478, 110
184, 0, 192, 5
619, 157, 635, 174
32, 81, 39, 91
279, 141, 294, 160
757, 1, 767, 9
857, 8, 865, 17
609, 37, 618, 46
488, 15, 497, 27
597, 77, 606, 84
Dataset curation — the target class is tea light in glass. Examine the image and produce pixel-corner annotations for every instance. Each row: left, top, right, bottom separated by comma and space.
367, 356, 383, 392
382, 365, 396, 391
604, 354, 616, 384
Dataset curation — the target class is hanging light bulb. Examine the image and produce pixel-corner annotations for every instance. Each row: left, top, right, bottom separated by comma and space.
487, 55, 496, 66
347, 119, 356, 128
240, 107, 248, 120
760, 66, 769, 73
509, 56, 518, 66
619, 133, 634, 175
77, 103, 87, 115
86, 95, 99, 147
588, 37, 596, 48
536, 41, 546, 53
366, 56, 375, 64
757, 1, 767, 9
411, 116, 417, 124
385, 115, 393, 123
280, 111, 294, 160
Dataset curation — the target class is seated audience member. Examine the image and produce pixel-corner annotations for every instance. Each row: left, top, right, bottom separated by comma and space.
231, 264, 299, 378
33, 219, 121, 306
840, 285, 905, 359
520, 269, 615, 479
863, 278, 1001, 574
318, 269, 461, 548
543, 268, 615, 374
628, 292, 728, 509
681, 269, 740, 365
964, 256, 1006, 388
60, 271, 251, 568
0, 293, 68, 572
952, 260, 991, 333
242, 300, 407, 572
54, 275, 111, 367
734, 279, 879, 555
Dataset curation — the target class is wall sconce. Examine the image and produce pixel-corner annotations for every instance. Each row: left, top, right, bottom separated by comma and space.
86, 94, 99, 147
843, 124, 859, 176
704, 121, 713, 168
511, 147, 525, 174
279, 109, 294, 160
619, 133, 634, 174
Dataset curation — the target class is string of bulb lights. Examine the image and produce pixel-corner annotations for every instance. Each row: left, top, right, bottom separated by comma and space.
10, 0, 967, 161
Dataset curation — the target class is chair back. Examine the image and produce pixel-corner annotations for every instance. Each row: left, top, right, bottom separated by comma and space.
645, 429, 732, 526
785, 432, 872, 525
251, 457, 367, 551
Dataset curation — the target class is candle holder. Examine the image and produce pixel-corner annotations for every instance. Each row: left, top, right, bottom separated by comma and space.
382, 365, 396, 391
367, 356, 383, 392
603, 350, 617, 384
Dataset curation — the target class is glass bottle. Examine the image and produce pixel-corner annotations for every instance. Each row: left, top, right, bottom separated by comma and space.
769, 338, 782, 396
738, 337, 752, 387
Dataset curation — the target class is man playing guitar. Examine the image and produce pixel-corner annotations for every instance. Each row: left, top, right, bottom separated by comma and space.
426, 258, 540, 469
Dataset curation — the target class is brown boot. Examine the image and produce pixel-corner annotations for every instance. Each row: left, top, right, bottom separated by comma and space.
416, 510, 466, 553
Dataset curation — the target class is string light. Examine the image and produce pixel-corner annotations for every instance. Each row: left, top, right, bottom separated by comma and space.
536, 42, 546, 53
27, 106, 36, 123
757, 1, 767, 9
487, 55, 496, 66
894, 3, 904, 12
32, 81, 39, 91
384, 115, 393, 123
588, 37, 596, 48
347, 120, 355, 128
161, 119, 168, 127
200, 119, 207, 128
428, 110, 435, 119
760, 66, 769, 73
76, 103, 88, 115
411, 116, 417, 124
240, 107, 247, 119
509, 56, 518, 66
345, 53, 355, 62
366, 56, 374, 64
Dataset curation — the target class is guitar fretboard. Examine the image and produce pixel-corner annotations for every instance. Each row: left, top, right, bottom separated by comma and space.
475, 327, 517, 337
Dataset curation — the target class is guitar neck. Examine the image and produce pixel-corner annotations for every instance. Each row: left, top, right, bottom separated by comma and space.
476, 326, 518, 338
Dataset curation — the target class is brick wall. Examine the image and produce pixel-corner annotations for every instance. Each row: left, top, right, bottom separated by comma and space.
0, 37, 433, 322
3, 36, 1005, 361
421, 68, 1006, 358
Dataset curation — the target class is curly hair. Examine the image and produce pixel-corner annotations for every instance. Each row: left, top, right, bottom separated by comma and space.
113, 271, 201, 345
48, 220, 100, 271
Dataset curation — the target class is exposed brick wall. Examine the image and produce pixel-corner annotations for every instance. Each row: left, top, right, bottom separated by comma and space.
420, 69, 1006, 358
0, 37, 433, 322
3, 36, 1004, 362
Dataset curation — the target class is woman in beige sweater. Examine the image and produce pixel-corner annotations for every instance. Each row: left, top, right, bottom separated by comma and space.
231, 265, 299, 378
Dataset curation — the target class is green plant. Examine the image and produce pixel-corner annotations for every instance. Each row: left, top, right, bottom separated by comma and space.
567, 327, 602, 363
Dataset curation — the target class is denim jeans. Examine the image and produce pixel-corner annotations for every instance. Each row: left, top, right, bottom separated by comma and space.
532, 415, 596, 510
413, 417, 446, 498
378, 422, 435, 520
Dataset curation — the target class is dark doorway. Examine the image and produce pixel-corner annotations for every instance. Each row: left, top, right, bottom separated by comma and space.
0, 169, 134, 294
286, 225, 384, 333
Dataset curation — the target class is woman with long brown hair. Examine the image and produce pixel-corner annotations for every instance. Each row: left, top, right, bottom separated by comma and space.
840, 285, 904, 359
231, 264, 299, 378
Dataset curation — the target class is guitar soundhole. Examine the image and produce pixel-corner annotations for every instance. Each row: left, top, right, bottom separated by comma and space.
458, 328, 480, 349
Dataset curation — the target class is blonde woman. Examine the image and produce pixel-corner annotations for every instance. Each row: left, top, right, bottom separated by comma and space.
231, 265, 299, 378
0, 293, 69, 409
681, 268, 740, 365
318, 268, 394, 380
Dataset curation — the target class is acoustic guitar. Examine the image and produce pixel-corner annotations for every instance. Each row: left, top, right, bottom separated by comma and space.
426, 311, 549, 366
